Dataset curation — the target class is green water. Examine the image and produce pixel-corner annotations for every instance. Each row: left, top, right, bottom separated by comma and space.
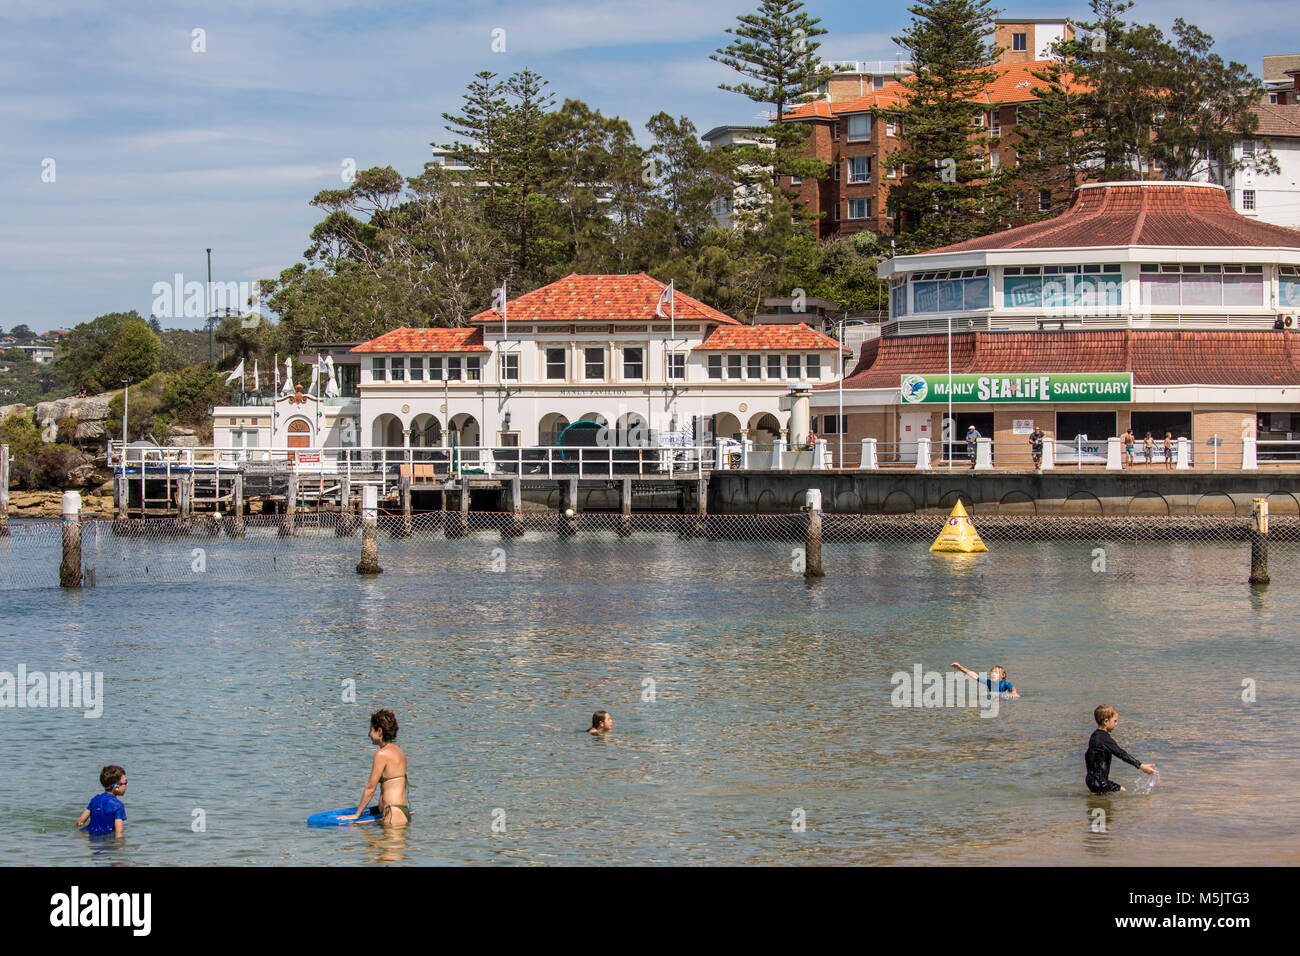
1, 527, 1297, 865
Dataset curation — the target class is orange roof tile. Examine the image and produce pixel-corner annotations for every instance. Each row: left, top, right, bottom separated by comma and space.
693, 323, 849, 352
350, 326, 489, 353
468, 273, 741, 326
1254, 104, 1300, 138
827, 329, 1300, 389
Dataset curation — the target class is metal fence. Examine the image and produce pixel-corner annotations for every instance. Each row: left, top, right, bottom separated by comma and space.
0, 511, 1292, 591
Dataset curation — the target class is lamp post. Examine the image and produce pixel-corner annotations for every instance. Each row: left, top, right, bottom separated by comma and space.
947, 316, 953, 472
121, 377, 132, 450
206, 248, 214, 367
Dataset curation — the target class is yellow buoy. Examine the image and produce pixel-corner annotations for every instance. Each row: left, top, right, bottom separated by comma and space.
930, 500, 987, 553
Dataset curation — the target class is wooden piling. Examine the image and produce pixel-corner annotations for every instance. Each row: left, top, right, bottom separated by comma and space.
114, 473, 128, 520
0, 443, 9, 536
392, 475, 412, 538
1249, 498, 1269, 586
336, 477, 356, 536
279, 472, 297, 536
59, 491, 82, 588
228, 473, 246, 537
504, 477, 524, 537
558, 478, 578, 536
617, 477, 632, 536
804, 489, 825, 579
445, 480, 468, 538
355, 485, 382, 575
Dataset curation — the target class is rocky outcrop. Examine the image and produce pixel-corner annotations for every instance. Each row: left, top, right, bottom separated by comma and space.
6, 490, 115, 518
0, 403, 30, 423
35, 395, 111, 442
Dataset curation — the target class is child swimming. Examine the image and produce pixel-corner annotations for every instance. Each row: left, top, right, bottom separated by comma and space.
76, 765, 127, 836
950, 662, 1019, 698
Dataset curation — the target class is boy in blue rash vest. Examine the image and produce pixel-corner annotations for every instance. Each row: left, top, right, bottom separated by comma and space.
950, 662, 1019, 698
1086, 705, 1157, 793
76, 765, 127, 836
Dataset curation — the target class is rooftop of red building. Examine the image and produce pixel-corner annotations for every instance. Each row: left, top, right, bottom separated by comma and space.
829, 329, 1300, 390
468, 273, 741, 326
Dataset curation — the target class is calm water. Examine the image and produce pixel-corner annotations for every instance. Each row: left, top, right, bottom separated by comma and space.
2, 524, 1298, 865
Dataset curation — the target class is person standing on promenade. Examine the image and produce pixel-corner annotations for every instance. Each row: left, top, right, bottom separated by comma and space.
339, 709, 410, 826
1143, 432, 1154, 464
1029, 425, 1045, 467
1163, 432, 1174, 469
966, 425, 981, 467
1123, 429, 1136, 467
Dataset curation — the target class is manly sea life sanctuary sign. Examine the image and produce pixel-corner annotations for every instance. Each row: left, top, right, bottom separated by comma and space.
901, 373, 1133, 404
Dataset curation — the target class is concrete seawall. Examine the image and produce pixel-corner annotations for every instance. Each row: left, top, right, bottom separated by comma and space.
710, 469, 1300, 516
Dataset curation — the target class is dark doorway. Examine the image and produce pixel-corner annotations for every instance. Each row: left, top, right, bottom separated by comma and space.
1056, 411, 1117, 441
1130, 411, 1191, 442
940, 412, 994, 462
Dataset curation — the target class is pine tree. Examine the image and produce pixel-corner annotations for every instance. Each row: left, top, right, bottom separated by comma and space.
889, 0, 1005, 250
1004, 54, 1090, 223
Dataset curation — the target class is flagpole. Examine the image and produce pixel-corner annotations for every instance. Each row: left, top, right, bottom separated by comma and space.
273, 352, 279, 448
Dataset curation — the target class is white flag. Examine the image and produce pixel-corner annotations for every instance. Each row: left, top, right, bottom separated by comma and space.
324, 355, 341, 398
224, 358, 245, 386
309, 355, 322, 395
252, 359, 259, 391
280, 356, 294, 396
655, 281, 674, 319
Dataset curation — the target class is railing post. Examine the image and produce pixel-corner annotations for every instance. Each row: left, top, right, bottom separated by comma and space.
1039, 436, 1054, 471
973, 437, 993, 471
1242, 436, 1258, 471
1106, 436, 1123, 470
1176, 437, 1190, 470
60, 491, 82, 588
812, 438, 827, 470
915, 437, 932, 471
715, 443, 726, 470
741, 438, 753, 469
860, 437, 878, 471
1213, 434, 1218, 470
771, 438, 785, 470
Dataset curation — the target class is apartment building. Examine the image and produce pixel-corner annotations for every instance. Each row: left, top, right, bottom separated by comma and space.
1263, 55, 1300, 106
994, 18, 1075, 64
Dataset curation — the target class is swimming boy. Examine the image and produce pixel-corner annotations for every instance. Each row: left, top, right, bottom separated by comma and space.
1086, 705, 1157, 793
950, 662, 1019, 698
76, 765, 127, 836
589, 710, 613, 734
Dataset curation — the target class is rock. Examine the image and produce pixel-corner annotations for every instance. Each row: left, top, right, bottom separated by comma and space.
0, 404, 30, 423
166, 426, 200, 448
75, 420, 106, 440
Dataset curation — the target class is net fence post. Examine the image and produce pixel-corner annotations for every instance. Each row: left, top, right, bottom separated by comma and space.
60, 491, 82, 588
356, 484, 382, 575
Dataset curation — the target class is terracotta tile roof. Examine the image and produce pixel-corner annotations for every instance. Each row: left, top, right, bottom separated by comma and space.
927, 181, 1300, 253
782, 61, 1076, 119
468, 273, 741, 325
350, 326, 489, 353
693, 323, 850, 352
1254, 104, 1300, 138
828, 330, 1300, 389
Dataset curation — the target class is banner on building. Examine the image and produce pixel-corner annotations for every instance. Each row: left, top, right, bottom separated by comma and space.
900, 372, 1132, 404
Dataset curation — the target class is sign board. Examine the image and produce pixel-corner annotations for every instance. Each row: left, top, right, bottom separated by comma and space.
1012, 419, 1034, 435
296, 452, 321, 463
1053, 439, 1108, 463
901, 372, 1132, 404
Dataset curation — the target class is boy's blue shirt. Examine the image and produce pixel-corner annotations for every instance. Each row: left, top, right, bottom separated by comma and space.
977, 677, 1014, 693
84, 792, 125, 834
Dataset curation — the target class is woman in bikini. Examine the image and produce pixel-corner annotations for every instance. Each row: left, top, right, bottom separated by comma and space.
340, 709, 410, 826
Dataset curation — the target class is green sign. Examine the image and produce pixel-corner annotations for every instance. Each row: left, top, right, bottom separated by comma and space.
900, 372, 1132, 404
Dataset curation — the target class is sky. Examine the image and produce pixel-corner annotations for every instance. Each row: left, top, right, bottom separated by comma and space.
2, 0, 1296, 333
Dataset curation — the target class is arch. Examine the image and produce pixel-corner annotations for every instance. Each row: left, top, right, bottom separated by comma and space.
615, 412, 649, 446
409, 414, 442, 448
286, 418, 312, 449
539, 413, 570, 446
881, 490, 917, 514
577, 411, 608, 426
449, 413, 480, 447
713, 412, 742, 442
754, 489, 778, 513
1062, 492, 1103, 515
372, 414, 403, 447
1128, 491, 1169, 515
833, 489, 863, 512
1266, 492, 1300, 515
748, 412, 783, 444
999, 490, 1036, 515
1195, 492, 1236, 515
937, 490, 975, 513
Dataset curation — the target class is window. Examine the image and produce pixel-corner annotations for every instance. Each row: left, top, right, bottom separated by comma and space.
371, 357, 386, 382
833, 123, 840, 141
990, 151, 1001, 170
848, 156, 871, 183
1012, 32, 1027, 51
990, 111, 1001, 136
1269, 93, 1279, 105
790, 175, 802, 186
1242, 140, 1257, 157
786, 354, 801, 379
390, 357, 405, 382
499, 353, 519, 381
584, 347, 605, 380
1039, 189, 1051, 212
545, 347, 566, 380
1242, 189, 1257, 211
873, 75, 885, 90
834, 202, 841, 221
847, 114, 871, 141
806, 354, 822, 378
727, 354, 742, 379
973, 112, 985, 128
409, 357, 424, 382
834, 161, 841, 182
447, 357, 462, 380
912, 268, 994, 313
1139, 263, 1263, 307
767, 354, 783, 379
886, 119, 897, 137
667, 352, 685, 380
466, 357, 481, 381
1005, 265, 1121, 310
623, 347, 643, 380
747, 354, 762, 378
887, 162, 897, 179
848, 198, 871, 219
1015, 105, 1024, 126
823, 415, 847, 435
428, 357, 443, 380
707, 355, 722, 379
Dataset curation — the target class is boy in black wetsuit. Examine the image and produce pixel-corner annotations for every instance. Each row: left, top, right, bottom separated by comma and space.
1086, 705, 1157, 793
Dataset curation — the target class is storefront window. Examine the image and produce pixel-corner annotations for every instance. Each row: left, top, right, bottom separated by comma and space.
1281, 266, 1300, 309
1005, 265, 1122, 310
1139, 264, 1263, 307
910, 269, 990, 313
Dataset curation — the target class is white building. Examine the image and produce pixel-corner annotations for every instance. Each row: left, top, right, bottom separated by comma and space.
1211, 106, 1300, 230
213, 274, 847, 454
701, 126, 771, 229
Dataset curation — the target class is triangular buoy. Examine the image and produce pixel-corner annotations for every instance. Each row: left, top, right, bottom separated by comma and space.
930, 500, 987, 553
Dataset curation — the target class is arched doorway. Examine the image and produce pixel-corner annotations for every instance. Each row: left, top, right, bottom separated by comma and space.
748, 412, 782, 444
615, 412, 649, 446
539, 413, 570, 446
287, 418, 312, 449
713, 412, 742, 442
372, 414, 403, 447
409, 414, 442, 447
449, 413, 479, 447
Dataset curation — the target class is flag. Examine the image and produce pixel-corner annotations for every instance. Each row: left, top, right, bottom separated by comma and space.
324, 355, 340, 398
309, 355, 322, 395
280, 356, 294, 396
252, 359, 259, 391
655, 281, 674, 319
223, 358, 245, 387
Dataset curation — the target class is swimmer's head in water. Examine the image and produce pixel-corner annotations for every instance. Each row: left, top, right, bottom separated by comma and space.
591, 710, 612, 731
990, 665, 1007, 681
99, 764, 126, 790
1094, 704, 1118, 727
370, 709, 399, 743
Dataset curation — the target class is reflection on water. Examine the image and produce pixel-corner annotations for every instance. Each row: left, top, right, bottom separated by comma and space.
1, 535, 1298, 865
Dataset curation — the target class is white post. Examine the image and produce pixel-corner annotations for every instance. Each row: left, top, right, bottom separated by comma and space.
1106, 436, 1123, 470
861, 438, 879, 470
1040, 435, 1054, 471
1242, 436, 1258, 470
715, 442, 727, 470
813, 438, 827, 470
741, 438, 753, 469
973, 437, 993, 471
1176, 436, 1190, 470
771, 439, 785, 470
915, 437, 932, 471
